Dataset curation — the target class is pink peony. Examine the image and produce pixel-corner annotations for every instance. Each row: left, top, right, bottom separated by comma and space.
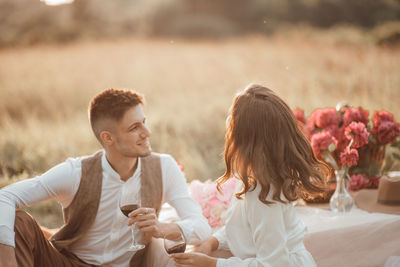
343, 107, 369, 127
372, 120, 400, 144
208, 217, 223, 228
349, 174, 368, 191
311, 131, 338, 157
345, 122, 369, 148
340, 147, 359, 167
189, 179, 237, 229
189, 180, 205, 202
293, 108, 306, 124
217, 178, 237, 202
313, 108, 339, 129
202, 205, 210, 218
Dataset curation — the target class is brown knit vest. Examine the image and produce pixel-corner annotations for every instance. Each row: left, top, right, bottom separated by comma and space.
50, 150, 163, 267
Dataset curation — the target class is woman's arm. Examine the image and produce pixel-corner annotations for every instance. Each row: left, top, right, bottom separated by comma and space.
216, 197, 292, 267
172, 198, 293, 267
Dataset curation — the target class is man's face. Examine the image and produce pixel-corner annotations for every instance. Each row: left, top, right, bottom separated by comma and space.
112, 105, 152, 158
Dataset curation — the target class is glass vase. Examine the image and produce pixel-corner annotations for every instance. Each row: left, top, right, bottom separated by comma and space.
329, 170, 354, 213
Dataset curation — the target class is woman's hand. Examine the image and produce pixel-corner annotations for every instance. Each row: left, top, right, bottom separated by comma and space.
170, 252, 217, 267
193, 237, 219, 255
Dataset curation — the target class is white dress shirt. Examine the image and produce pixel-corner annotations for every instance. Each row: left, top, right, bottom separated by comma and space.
0, 152, 211, 266
213, 183, 316, 267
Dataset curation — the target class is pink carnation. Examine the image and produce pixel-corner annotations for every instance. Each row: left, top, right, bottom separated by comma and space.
311, 131, 338, 157
372, 120, 400, 144
313, 108, 339, 129
293, 108, 306, 124
340, 147, 359, 167
349, 174, 368, 191
306, 113, 317, 132
327, 126, 349, 151
372, 110, 395, 127
349, 175, 380, 190
343, 107, 369, 127
345, 122, 369, 148
371, 110, 400, 144
365, 177, 380, 189
294, 108, 311, 140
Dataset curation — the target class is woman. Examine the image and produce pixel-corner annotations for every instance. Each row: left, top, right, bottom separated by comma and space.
171, 84, 329, 267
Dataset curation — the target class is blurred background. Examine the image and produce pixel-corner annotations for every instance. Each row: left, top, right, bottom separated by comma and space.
0, 0, 400, 227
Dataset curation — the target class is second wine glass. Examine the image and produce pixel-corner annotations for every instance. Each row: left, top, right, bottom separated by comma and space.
164, 231, 186, 255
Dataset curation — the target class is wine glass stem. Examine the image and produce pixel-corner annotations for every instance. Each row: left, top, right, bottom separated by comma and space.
132, 223, 142, 244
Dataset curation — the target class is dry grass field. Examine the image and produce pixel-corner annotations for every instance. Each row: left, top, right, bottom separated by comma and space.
0, 29, 399, 227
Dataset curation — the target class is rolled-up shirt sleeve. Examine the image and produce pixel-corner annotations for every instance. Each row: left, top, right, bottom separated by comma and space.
0, 158, 80, 247
161, 154, 211, 244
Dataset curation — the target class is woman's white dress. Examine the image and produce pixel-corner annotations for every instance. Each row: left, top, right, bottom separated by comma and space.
213, 184, 317, 267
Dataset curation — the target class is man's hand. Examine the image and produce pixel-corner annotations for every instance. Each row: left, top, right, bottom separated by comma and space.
129, 207, 164, 238
0, 244, 17, 267
129, 207, 185, 241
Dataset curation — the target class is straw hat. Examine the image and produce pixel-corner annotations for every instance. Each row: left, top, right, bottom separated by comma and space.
354, 171, 400, 215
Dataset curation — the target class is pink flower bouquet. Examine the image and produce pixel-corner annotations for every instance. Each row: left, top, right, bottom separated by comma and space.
189, 178, 237, 229
295, 105, 400, 192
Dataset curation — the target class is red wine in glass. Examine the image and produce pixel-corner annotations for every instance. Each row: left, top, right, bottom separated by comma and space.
164, 231, 186, 255
119, 188, 144, 251
166, 243, 186, 254
120, 204, 139, 217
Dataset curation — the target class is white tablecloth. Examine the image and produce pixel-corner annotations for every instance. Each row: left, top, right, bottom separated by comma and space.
159, 203, 400, 267
296, 206, 400, 267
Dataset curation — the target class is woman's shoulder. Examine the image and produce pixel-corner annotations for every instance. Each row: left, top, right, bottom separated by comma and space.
244, 184, 291, 211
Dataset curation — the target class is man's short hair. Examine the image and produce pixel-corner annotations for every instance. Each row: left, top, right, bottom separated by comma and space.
89, 88, 144, 142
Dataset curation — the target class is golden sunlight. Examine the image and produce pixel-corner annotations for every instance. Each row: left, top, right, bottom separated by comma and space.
41, 0, 73, 6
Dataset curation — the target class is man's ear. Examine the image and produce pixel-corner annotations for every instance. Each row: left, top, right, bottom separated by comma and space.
100, 131, 113, 146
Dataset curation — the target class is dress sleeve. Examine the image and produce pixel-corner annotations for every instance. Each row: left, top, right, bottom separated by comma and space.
216, 195, 292, 267
161, 154, 211, 244
0, 159, 80, 247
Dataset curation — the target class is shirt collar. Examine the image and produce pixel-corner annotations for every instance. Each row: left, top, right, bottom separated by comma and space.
101, 152, 141, 183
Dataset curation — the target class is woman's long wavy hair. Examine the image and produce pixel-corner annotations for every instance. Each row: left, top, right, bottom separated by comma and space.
217, 84, 329, 204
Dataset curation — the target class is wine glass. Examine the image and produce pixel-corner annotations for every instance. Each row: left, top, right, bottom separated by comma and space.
119, 188, 145, 251
163, 231, 186, 255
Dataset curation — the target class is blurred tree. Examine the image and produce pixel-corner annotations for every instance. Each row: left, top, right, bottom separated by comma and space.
0, 0, 399, 46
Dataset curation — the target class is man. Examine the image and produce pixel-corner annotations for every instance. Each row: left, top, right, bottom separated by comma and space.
0, 88, 211, 267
